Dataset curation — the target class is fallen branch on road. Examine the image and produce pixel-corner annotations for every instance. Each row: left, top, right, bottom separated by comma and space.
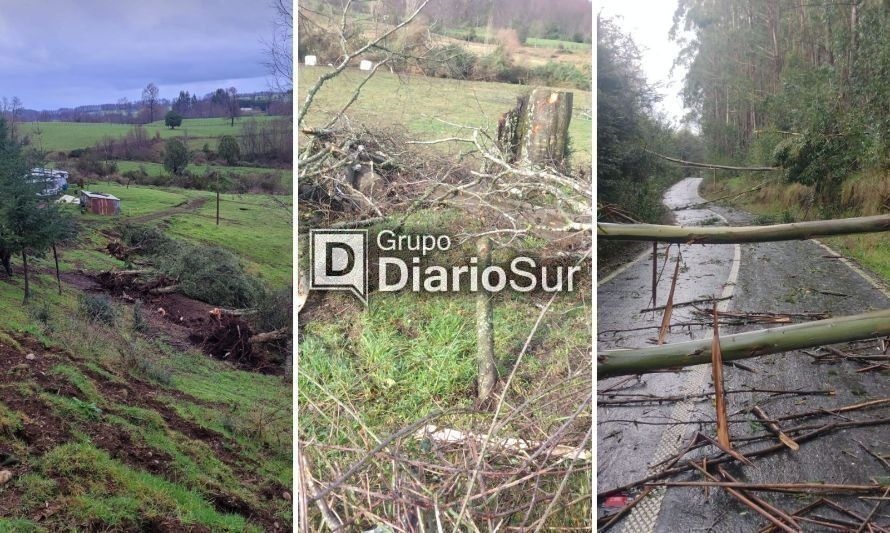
598, 308, 890, 379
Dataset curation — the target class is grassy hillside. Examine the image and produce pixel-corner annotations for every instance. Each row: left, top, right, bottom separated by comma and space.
21, 117, 280, 153
0, 180, 292, 529
700, 173, 890, 284
298, 68, 592, 167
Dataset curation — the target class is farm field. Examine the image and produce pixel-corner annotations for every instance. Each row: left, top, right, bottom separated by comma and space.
21, 117, 281, 153
298, 68, 592, 167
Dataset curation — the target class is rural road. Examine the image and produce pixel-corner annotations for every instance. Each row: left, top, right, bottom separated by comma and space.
597, 177, 890, 531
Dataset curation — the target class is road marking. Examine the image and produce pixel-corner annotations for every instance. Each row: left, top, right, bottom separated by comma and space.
620, 179, 742, 533
812, 240, 890, 300
598, 247, 653, 287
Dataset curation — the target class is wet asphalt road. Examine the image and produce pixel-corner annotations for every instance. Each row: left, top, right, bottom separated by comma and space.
597, 177, 890, 531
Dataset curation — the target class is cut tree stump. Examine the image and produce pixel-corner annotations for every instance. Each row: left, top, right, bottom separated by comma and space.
496, 87, 573, 168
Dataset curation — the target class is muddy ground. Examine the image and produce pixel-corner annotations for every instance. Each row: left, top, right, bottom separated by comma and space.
0, 335, 289, 530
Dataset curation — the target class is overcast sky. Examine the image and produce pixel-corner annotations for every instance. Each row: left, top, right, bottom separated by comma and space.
598, 0, 689, 125
0, 0, 277, 110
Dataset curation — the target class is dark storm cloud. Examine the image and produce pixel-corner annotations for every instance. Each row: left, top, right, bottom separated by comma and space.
0, 0, 278, 109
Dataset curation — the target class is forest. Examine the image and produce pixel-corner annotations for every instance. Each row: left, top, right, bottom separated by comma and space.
675, 0, 890, 206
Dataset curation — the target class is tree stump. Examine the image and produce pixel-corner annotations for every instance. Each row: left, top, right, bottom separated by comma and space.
496, 87, 573, 168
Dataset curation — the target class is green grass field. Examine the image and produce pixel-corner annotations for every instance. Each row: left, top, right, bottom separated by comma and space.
21, 117, 280, 153
115, 160, 292, 181
65, 182, 292, 287
298, 68, 592, 166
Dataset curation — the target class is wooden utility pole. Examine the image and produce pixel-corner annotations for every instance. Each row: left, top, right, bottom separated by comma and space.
216, 174, 220, 226
496, 87, 573, 168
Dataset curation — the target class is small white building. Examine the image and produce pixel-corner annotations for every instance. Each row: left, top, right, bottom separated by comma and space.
304, 55, 318, 66
28, 168, 69, 197
359, 60, 374, 71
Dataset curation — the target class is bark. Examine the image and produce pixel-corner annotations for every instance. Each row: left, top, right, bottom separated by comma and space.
0, 249, 11, 277
597, 214, 890, 243
149, 284, 180, 295
598, 309, 890, 379
496, 88, 573, 168
476, 237, 497, 403
52, 243, 62, 295
250, 328, 289, 344
21, 251, 29, 303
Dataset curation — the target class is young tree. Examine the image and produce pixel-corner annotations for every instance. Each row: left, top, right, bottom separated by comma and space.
0, 117, 73, 301
217, 135, 240, 165
142, 83, 160, 123
164, 110, 183, 129
225, 87, 240, 127
163, 138, 189, 175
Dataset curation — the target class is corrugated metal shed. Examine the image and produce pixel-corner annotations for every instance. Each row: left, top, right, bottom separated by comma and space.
80, 191, 120, 215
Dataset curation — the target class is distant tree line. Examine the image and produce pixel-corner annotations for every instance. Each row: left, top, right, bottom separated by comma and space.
4, 87, 291, 126
314, 0, 592, 43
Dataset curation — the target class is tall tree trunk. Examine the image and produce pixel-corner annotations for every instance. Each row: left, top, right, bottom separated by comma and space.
21, 250, 29, 304
597, 214, 890, 244
0, 249, 11, 277
52, 242, 62, 295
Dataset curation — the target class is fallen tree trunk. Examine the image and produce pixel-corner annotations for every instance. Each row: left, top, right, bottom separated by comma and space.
598, 309, 890, 379
643, 149, 779, 171
250, 327, 290, 344
597, 214, 890, 243
149, 284, 180, 295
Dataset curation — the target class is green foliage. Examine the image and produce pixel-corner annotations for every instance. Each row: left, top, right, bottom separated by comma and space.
162, 244, 264, 308
164, 111, 183, 129
79, 294, 116, 325
162, 138, 189, 175
120, 223, 175, 256
530, 61, 591, 90
217, 135, 240, 165
597, 17, 694, 223
424, 44, 477, 79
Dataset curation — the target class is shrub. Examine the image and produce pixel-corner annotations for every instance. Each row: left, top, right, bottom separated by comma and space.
218, 135, 240, 165
530, 61, 591, 90
162, 244, 264, 308
79, 294, 116, 325
120, 224, 175, 256
253, 286, 292, 332
162, 138, 189, 175
424, 45, 477, 79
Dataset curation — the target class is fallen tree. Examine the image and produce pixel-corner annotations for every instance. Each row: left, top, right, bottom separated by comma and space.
642, 149, 779, 171
598, 308, 890, 379
597, 213, 890, 243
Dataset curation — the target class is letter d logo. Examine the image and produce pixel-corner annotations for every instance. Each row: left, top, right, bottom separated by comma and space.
309, 229, 368, 304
